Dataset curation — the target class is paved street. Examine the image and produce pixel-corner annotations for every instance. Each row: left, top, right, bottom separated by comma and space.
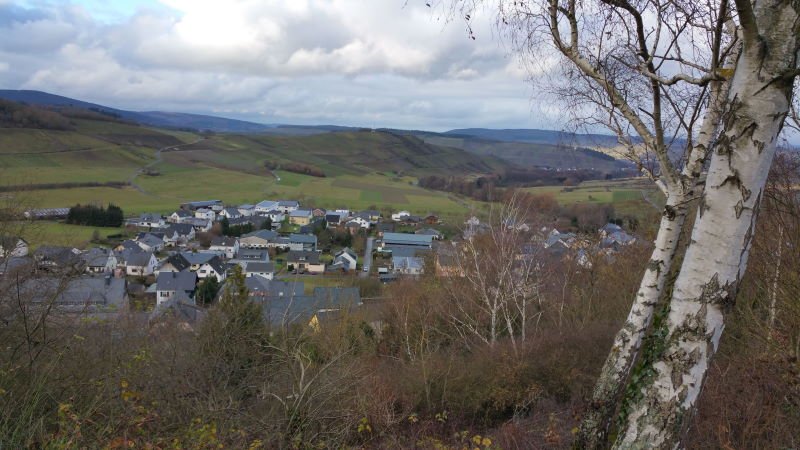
360, 237, 374, 278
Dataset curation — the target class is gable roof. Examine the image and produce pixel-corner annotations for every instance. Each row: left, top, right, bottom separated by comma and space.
335, 247, 358, 260
180, 251, 218, 266
125, 250, 154, 267
201, 257, 226, 275
383, 232, 434, 247
210, 236, 238, 247
290, 209, 312, 217
242, 261, 275, 273
172, 210, 192, 218
81, 248, 113, 267
165, 223, 195, 236
278, 200, 300, 207
242, 229, 278, 241
156, 271, 197, 292
289, 233, 317, 245
163, 253, 191, 271
287, 250, 321, 264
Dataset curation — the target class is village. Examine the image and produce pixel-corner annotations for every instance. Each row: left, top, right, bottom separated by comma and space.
0, 198, 639, 329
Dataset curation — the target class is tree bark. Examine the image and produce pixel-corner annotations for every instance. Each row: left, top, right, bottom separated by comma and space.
614, 3, 800, 445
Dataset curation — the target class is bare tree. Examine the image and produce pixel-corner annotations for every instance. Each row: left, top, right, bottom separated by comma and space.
442, 195, 543, 351
432, 0, 799, 446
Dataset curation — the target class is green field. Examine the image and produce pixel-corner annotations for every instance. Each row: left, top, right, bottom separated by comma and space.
17, 222, 123, 250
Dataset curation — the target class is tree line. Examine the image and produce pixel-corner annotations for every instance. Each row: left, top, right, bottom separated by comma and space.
66, 204, 124, 227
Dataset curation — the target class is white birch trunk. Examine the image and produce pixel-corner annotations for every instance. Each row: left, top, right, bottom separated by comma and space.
578, 80, 731, 447
615, 4, 800, 445
768, 225, 783, 332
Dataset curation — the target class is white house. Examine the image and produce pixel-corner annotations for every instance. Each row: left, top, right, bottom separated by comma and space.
241, 261, 275, 279
0, 236, 29, 258
277, 200, 300, 213
168, 210, 192, 223
261, 209, 286, 223
123, 251, 158, 276
219, 207, 242, 220
138, 213, 165, 229
197, 258, 227, 282
333, 248, 358, 271
391, 210, 411, 221
81, 248, 117, 273
136, 234, 165, 253
349, 216, 371, 229
155, 271, 197, 306
209, 236, 239, 259
237, 204, 256, 217
255, 200, 279, 213
195, 208, 215, 221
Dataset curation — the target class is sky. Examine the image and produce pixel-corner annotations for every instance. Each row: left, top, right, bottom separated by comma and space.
0, 0, 563, 131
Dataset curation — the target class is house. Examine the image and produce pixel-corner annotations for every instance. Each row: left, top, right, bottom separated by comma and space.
312, 208, 327, 218
197, 257, 227, 282
219, 207, 242, 220
325, 212, 347, 227
258, 285, 360, 327
135, 233, 165, 253
138, 213, 165, 229
344, 221, 362, 235
240, 261, 275, 279
255, 200, 279, 213
288, 234, 317, 251
0, 256, 34, 276
81, 248, 117, 273
544, 231, 577, 251
423, 214, 439, 225
415, 228, 443, 240
194, 208, 215, 221
155, 271, 197, 306
240, 230, 279, 249
286, 250, 325, 274
149, 292, 205, 326
289, 209, 313, 226
24, 275, 129, 318
119, 250, 158, 276
361, 210, 382, 222
601, 231, 637, 248
277, 200, 300, 213
180, 200, 222, 211
237, 204, 256, 217
382, 232, 434, 249
34, 246, 84, 271
230, 248, 270, 265
168, 210, 192, 223
183, 218, 212, 232
599, 223, 624, 238
245, 276, 303, 299
261, 209, 286, 223
349, 216, 371, 229
163, 223, 196, 246
392, 255, 425, 275
333, 248, 358, 271
391, 210, 411, 221
115, 240, 141, 253
0, 236, 29, 258
158, 253, 192, 274
435, 242, 463, 277
209, 236, 239, 259
376, 222, 395, 237
180, 251, 220, 271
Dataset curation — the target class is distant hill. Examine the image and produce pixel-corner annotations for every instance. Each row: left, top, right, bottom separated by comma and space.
444, 128, 625, 148
0, 90, 275, 133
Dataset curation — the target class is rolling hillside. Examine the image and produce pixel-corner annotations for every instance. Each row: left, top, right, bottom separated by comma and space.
0, 102, 501, 216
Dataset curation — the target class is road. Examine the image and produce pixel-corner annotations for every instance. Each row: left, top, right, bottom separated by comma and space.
360, 237, 374, 278
128, 138, 204, 195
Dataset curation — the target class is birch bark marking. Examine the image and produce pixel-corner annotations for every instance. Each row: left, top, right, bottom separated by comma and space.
615, 0, 800, 446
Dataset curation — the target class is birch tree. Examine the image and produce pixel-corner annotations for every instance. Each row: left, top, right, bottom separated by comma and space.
430, 0, 799, 446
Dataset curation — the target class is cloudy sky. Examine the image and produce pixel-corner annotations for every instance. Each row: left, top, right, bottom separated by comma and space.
0, 0, 564, 131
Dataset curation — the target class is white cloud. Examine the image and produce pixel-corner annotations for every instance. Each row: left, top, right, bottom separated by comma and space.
0, 0, 560, 130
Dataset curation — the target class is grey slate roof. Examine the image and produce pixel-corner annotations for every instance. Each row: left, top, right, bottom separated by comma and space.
287, 250, 321, 264
243, 230, 278, 241
156, 271, 197, 292
162, 253, 191, 271
180, 251, 218, 266
125, 250, 154, 267
165, 223, 195, 236
382, 232, 434, 247
81, 248, 113, 267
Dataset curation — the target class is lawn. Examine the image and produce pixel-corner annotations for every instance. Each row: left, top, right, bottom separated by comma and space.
17, 221, 124, 250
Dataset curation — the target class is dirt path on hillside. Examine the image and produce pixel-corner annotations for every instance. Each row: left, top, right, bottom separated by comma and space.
128, 138, 204, 195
